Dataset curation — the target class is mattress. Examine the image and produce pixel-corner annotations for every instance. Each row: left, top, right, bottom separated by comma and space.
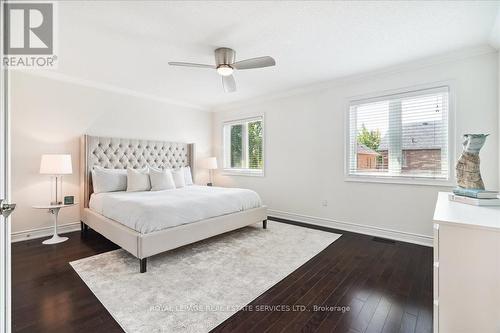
88, 185, 262, 234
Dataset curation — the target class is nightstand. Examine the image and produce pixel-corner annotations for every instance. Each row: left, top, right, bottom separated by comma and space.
32, 203, 78, 244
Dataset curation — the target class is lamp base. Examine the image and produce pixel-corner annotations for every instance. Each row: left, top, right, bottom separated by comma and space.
42, 234, 68, 245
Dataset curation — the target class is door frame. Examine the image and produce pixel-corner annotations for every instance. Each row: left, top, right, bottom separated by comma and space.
1, 1, 12, 331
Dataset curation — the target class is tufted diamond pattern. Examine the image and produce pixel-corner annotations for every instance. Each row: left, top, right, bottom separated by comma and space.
88, 136, 190, 170
82, 135, 194, 211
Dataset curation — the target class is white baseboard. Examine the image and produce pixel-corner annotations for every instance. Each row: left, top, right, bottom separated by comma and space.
11, 221, 81, 243
11, 213, 433, 246
268, 209, 433, 247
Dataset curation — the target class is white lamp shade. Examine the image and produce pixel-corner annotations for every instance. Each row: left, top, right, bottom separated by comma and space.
199, 157, 218, 170
40, 154, 73, 175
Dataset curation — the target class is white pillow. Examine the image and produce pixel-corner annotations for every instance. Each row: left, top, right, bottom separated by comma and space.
172, 169, 186, 188
183, 166, 193, 185
126, 167, 151, 192
91, 166, 127, 193
149, 167, 175, 191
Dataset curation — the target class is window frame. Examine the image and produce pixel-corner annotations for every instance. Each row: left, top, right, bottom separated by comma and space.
222, 115, 265, 177
344, 82, 455, 186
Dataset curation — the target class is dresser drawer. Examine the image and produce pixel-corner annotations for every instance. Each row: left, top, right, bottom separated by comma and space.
433, 223, 439, 262
433, 223, 439, 333
433, 262, 439, 292
433, 299, 439, 333
437, 223, 500, 333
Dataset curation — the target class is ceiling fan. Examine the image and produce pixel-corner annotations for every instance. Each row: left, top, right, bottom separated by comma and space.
168, 47, 276, 93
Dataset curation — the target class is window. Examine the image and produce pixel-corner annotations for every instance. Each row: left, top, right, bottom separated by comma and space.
347, 86, 450, 183
223, 116, 264, 175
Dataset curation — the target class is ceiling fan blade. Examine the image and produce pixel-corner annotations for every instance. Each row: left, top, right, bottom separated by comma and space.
168, 62, 215, 69
232, 56, 276, 70
222, 75, 236, 93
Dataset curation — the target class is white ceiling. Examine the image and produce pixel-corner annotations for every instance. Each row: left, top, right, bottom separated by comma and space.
54, 1, 499, 110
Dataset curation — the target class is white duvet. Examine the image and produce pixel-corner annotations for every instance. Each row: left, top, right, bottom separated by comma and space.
89, 185, 262, 234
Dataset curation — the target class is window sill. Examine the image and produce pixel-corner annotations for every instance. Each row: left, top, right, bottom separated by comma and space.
345, 174, 454, 187
221, 169, 265, 177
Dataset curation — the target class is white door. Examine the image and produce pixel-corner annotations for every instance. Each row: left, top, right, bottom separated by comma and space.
0, 17, 16, 333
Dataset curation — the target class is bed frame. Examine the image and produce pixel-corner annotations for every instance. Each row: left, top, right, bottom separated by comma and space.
80, 135, 267, 273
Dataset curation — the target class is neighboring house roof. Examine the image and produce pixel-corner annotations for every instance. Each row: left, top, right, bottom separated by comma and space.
378, 120, 444, 151
357, 144, 380, 155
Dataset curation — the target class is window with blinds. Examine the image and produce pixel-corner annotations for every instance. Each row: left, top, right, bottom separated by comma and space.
223, 116, 264, 175
347, 86, 450, 182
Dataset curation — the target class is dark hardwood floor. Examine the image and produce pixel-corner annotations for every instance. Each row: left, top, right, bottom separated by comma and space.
12, 229, 122, 333
12, 219, 432, 333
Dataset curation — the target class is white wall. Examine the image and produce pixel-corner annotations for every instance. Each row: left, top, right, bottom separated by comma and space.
212, 51, 499, 244
10, 71, 212, 236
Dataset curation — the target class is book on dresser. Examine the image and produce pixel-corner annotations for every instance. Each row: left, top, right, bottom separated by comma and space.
452, 187, 499, 199
448, 193, 500, 206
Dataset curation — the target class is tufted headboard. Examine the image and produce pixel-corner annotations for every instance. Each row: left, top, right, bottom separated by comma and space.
80, 135, 195, 213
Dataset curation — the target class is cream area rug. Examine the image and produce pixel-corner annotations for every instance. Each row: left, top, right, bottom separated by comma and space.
70, 221, 341, 333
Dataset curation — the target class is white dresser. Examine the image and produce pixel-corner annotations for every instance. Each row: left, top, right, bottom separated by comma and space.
433, 192, 500, 333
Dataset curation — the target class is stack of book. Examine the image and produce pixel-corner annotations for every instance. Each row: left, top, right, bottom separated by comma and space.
449, 188, 500, 206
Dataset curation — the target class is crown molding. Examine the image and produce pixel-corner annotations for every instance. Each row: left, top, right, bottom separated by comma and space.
11, 43, 497, 113
13, 70, 210, 112
212, 44, 497, 112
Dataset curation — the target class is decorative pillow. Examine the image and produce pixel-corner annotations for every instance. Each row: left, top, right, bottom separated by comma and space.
149, 167, 175, 191
91, 166, 127, 193
126, 167, 151, 192
183, 166, 193, 185
172, 169, 186, 188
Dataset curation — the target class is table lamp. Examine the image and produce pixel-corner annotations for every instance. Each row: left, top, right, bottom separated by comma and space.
40, 154, 72, 205
200, 157, 217, 186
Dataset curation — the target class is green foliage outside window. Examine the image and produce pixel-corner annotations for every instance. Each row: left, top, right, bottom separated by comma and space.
228, 120, 263, 170
230, 125, 243, 168
248, 121, 263, 169
357, 124, 381, 151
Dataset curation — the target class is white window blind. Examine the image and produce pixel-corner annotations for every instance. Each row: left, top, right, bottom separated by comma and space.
223, 116, 264, 175
347, 86, 450, 181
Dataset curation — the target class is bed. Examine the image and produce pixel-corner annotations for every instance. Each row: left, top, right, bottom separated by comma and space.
80, 135, 268, 273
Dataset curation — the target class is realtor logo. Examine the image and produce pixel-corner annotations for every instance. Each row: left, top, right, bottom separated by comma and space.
2, 1, 57, 68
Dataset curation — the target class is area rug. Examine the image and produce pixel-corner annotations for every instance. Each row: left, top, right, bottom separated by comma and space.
70, 221, 341, 333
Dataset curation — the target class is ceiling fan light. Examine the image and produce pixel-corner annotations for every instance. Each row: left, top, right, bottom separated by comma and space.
217, 65, 234, 76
